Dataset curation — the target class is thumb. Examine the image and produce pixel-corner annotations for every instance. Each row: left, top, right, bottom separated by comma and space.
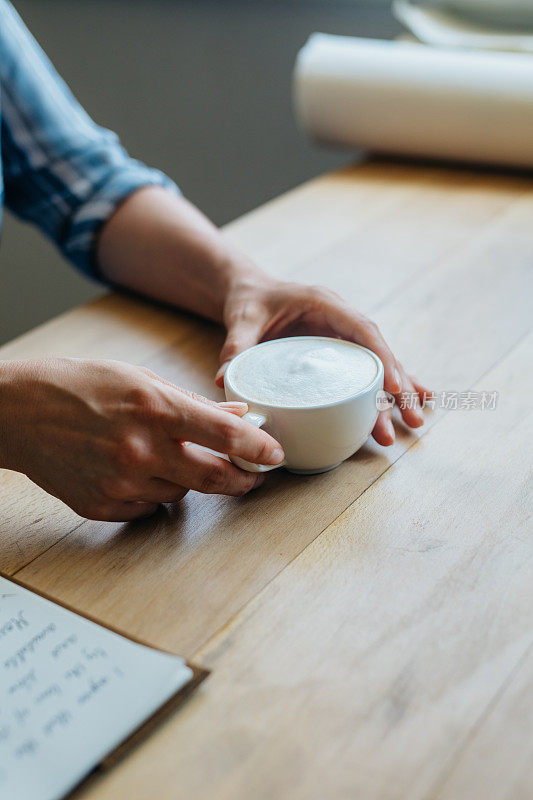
215, 318, 263, 387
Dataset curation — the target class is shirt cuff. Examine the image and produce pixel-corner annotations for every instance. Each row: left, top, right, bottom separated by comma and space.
61, 163, 180, 280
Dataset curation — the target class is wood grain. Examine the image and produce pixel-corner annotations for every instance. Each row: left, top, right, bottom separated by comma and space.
3, 167, 531, 573
9, 164, 533, 658
435, 644, 533, 800
78, 330, 532, 800
2, 162, 530, 573
1, 160, 531, 798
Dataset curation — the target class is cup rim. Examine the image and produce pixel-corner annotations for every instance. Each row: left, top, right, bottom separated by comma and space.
224, 336, 384, 411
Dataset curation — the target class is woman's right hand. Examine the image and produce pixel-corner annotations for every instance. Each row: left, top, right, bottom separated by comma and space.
0, 358, 284, 521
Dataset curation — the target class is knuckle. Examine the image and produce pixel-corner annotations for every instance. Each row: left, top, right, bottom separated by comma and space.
230, 301, 261, 325
170, 487, 189, 503
115, 434, 151, 470
307, 284, 325, 305
199, 462, 228, 494
138, 366, 159, 381
252, 437, 272, 464
234, 473, 259, 497
179, 388, 215, 408
217, 417, 241, 451
308, 284, 339, 305
100, 475, 136, 501
221, 338, 240, 358
125, 386, 160, 419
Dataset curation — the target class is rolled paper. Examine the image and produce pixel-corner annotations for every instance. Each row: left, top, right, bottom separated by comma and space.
294, 34, 533, 168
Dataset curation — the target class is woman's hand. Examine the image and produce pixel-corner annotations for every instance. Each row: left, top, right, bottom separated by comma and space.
96, 188, 429, 448
216, 273, 431, 446
0, 358, 284, 521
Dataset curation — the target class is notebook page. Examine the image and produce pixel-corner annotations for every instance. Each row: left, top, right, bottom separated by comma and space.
0, 576, 192, 800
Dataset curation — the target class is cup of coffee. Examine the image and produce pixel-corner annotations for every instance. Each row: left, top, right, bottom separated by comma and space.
224, 336, 384, 474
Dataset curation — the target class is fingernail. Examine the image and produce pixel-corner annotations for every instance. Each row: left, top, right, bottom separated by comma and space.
219, 401, 248, 412
270, 447, 285, 465
410, 406, 424, 425
215, 362, 229, 382
393, 368, 402, 394
386, 419, 395, 442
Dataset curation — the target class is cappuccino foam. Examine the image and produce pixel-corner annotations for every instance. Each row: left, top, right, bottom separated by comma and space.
230, 338, 378, 407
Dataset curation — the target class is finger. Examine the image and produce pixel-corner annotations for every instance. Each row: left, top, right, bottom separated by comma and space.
322, 303, 402, 395
411, 377, 433, 406
372, 408, 395, 446
147, 375, 222, 412
216, 315, 267, 387
157, 444, 266, 496
143, 370, 249, 414
217, 401, 249, 416
118, 478, 189, 504
396, 371, 425, 428
167, 397, 284, 465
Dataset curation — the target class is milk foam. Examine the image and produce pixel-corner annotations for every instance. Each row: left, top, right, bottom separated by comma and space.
230, 338, 378, 407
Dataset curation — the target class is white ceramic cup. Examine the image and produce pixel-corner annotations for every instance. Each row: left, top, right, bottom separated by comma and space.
224, 336, 384, 475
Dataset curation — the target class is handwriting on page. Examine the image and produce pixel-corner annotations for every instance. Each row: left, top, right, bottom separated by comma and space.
0, 577, 191, 800
1, 615, 125, 775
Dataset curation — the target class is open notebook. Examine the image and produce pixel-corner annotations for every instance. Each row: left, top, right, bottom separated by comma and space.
0, 575, 206, 800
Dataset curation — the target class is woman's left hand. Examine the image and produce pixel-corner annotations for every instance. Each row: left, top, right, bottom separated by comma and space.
216, 274, 431, 447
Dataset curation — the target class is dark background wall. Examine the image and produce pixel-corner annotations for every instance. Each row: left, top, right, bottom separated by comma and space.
0, 0, 400, 344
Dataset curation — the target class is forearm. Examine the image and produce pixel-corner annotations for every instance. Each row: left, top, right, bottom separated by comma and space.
97, 186, 267, 322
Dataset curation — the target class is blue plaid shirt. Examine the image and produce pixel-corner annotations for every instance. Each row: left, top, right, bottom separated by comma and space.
0, 0, 178, 277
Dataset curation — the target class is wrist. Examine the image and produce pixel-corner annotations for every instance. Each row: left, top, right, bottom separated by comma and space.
220, 247, 277, 300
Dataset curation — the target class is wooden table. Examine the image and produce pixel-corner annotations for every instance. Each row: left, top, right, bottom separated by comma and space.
1, 160, 532, 800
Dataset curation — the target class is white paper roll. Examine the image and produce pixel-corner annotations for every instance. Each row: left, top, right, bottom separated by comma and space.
294, 34, 533, 168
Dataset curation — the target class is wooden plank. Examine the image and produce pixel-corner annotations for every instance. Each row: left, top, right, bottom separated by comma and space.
1, 163, 529, 571
0, 162, 417, 570
434, 645, 533, 800
0, 293, 183, 362
288, 166, 528, 314
10, 169, 533, 657
224, 161, 528, 282
223, 161, 430, 274
0, 470, 84, 574
76, 330, 533, 800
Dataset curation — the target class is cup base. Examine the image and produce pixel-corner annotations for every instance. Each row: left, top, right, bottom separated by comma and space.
287, 462, 342, 475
